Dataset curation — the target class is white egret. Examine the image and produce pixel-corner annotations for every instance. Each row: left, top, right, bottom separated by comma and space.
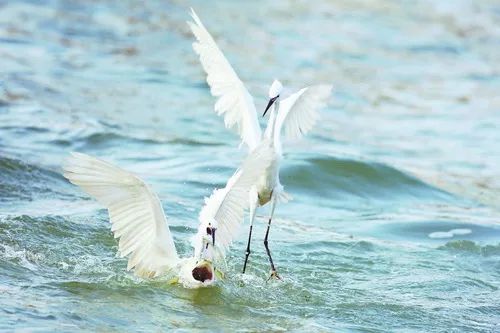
62, 142, 274, 288
188, 9, 332, 279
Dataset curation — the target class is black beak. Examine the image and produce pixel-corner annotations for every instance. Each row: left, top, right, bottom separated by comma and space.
263, 96, 278, 117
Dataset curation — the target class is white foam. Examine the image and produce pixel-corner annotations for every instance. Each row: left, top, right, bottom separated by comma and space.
428, 228, 472, 239
449, 228, 472, 235
429, 231, 454, 239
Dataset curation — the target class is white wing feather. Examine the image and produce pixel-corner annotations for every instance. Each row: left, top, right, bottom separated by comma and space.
276, 85, 332, 141
63, 152, 179, 278
195, 141, 274, 259
188, 8, 262, 151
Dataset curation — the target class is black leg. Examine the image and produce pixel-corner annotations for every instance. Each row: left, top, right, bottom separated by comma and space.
242, 225, 253, 273
264, 216, 281, 281
242, 194, 258, 274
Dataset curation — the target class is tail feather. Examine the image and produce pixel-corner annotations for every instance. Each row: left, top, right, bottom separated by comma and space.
276, 189, 292, 204
274, 183, 292, 204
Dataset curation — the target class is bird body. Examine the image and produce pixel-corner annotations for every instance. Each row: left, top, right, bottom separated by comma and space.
63, 142, 274, 288
189, 8, 332, 276
257, 94, 285, 206
254, 152, 281, 206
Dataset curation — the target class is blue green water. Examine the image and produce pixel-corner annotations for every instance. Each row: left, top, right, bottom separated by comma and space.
1, 0, 500, 331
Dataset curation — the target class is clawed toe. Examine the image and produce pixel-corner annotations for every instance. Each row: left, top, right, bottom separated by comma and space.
266, 270, 282, 282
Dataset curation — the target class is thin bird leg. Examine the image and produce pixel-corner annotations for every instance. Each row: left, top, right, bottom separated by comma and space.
242, 189, 258, 273
264, 195, 281, 281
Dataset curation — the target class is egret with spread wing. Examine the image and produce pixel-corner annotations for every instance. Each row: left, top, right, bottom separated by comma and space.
62, 142, 274, 288
188, 9, 332, 279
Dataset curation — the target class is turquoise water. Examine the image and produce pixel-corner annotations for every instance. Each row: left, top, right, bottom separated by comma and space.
1, 0, 500, 331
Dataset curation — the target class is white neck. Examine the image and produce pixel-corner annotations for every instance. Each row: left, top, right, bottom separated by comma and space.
264, 99, 283, 154
264, 99, 279, 140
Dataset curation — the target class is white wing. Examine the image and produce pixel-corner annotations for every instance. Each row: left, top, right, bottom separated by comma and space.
275, 85, 332, 141
195, 141, 274, 259
63, 152, 179, 278
188, 8, 262, 151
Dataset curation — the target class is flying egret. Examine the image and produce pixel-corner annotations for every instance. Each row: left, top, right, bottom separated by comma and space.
188, 9, 332, 279
62, 142, 274, 288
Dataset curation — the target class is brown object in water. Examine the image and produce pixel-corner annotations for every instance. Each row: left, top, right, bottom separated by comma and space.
192, 265, 213, 282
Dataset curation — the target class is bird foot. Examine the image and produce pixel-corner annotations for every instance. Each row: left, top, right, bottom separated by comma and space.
266, 270, 282, 282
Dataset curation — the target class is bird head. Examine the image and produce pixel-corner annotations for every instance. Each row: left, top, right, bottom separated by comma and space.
206, 223, 216, 247
264, 79, 283, 116
186, 222, 220, 287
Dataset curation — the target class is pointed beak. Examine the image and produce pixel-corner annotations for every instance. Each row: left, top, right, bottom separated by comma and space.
263, 96, 278, 117
211, 228, 216, 246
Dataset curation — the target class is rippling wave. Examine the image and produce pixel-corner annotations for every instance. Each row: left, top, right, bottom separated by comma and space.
0, 157, 67, 202
439, 240, 500, 256
284, 156, 453, 202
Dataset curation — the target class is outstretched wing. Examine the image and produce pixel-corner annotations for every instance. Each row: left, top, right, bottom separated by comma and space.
195, 141, 274, 258
63, 152, 179, 278
188, 8, 262, 151
275, 85, 332, 140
